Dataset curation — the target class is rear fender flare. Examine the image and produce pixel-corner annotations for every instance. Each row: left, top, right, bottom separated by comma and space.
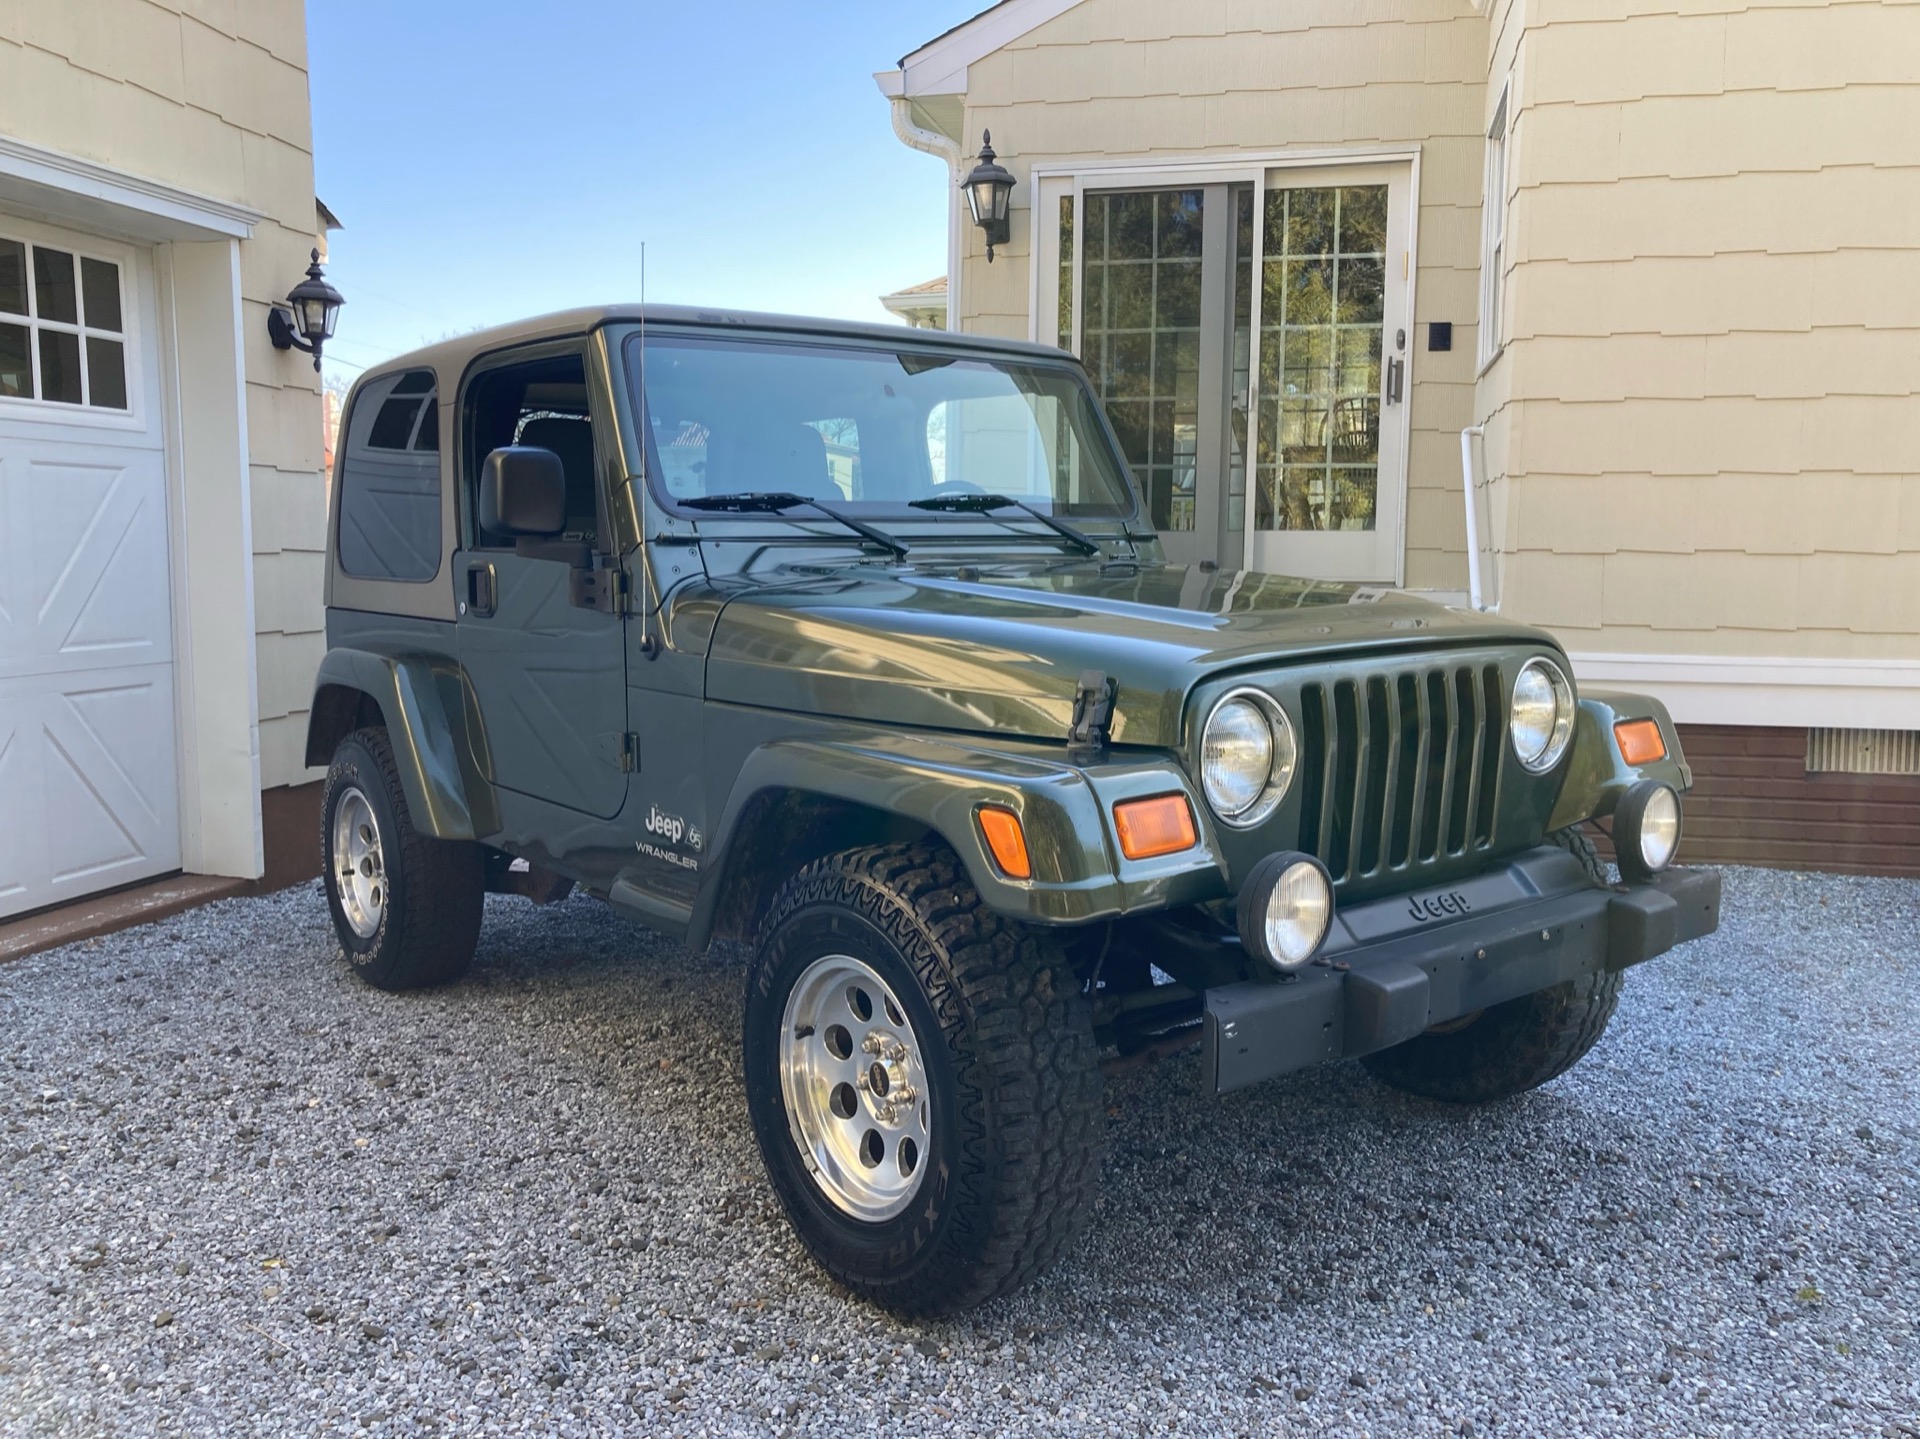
305, 648, 493, 841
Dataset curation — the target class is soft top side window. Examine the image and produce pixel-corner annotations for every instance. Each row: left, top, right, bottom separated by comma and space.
462, 350, 599, 550
337, 367, 442, 582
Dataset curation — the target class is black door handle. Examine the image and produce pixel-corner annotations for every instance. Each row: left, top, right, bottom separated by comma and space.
465, 560, 495, 617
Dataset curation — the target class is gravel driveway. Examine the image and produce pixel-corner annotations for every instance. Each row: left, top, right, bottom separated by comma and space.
2, 866, 1915, 1438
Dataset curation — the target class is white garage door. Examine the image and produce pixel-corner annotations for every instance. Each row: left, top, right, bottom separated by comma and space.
0, 216, 179, 920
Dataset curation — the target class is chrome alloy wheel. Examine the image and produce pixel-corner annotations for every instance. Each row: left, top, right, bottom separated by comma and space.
779, 953, 932, 1222
331, 786, 387, 940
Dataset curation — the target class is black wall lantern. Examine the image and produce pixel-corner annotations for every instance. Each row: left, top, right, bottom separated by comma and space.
268, 248, 345, 371
961, 130, 1015, 263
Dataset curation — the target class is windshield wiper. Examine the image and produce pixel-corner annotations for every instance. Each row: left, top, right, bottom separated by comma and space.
681, 491, 910, 558
908, 492, 1103, 556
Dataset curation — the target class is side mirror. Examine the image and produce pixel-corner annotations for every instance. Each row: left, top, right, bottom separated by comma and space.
480, 446, 565, 537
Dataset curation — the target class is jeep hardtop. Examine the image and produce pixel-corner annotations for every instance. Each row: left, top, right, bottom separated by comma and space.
310, 305, 1720, 1314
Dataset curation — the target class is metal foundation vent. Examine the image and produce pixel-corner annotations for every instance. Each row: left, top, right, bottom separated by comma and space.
1806, 728, 1920, 776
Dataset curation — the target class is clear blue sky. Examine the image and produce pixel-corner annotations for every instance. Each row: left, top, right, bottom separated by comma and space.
308, 1, 983, 386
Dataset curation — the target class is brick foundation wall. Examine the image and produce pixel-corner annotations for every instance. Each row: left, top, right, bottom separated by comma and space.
1671, 725, 1920, 877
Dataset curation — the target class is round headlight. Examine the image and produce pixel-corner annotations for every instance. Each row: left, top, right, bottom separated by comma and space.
1236, 852, 1334, 971
1510, 658, 1574, 773
1614, 780, 1682, 881
1200, 690, 1296, 826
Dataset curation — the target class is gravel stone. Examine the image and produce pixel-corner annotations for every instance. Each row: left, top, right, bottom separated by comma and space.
0, 867, 1915, 1436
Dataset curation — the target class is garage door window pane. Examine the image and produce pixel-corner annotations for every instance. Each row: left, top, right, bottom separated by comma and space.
81, 258, 122, 333
38, 330, 81, 404
33, 247, 77, 325
86, 337, 127, 410
0, 240, 24, 315
338, 368, 442, 581
0, 323, 28, 396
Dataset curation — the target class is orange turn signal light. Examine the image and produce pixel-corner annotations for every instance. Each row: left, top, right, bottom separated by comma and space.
976, 805, 1032, 879
1614, 718, 1667, 766
1113, 794, 1199, 861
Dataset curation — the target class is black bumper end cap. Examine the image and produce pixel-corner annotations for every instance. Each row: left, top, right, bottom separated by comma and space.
1605, 866, 1722, 972
1344, 959, 1430, 1053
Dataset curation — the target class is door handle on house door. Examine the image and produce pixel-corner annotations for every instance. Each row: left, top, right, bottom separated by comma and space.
1385, 355, 1405, 406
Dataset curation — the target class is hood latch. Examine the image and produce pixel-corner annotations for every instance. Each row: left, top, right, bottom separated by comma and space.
1066, 670, 1117, 765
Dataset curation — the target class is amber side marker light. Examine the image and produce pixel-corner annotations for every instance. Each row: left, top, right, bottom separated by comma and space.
1113, 794, 1199, 861
976, 806, 1032, 879
1614, 718, 1668, 766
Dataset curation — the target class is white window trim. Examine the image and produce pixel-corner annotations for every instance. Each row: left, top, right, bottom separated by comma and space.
0, 218, 145, 429
1478, 82, 1511, 374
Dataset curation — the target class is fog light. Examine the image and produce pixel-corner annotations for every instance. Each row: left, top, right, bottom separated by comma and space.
1235, 852, 1334, 972
1614, 781, 1681, 882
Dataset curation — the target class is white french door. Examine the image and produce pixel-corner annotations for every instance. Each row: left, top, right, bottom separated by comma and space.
1039, 157, 1415, 582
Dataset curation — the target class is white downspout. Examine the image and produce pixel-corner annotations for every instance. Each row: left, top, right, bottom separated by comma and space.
887, 93, 965, 330
1460, 424, 1492, 611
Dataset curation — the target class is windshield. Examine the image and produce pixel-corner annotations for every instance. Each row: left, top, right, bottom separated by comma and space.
626, 333, 1139, 520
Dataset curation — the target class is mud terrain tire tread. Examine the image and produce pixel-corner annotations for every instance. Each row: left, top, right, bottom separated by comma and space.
744, 841, 1105, 1316
321, 726, 484, 991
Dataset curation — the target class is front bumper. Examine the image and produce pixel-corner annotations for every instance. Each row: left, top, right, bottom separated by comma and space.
1203, 846, 1721, 1093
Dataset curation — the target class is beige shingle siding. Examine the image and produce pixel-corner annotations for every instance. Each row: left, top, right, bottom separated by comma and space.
958, 0, 1493, 590
1489, 0, 1920, 661
1, 0, 325, 787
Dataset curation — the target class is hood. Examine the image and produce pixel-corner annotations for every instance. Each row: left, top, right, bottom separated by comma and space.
703, 561, 1557, 748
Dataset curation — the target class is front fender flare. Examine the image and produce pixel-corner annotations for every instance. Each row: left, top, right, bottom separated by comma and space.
686, 729, 1228, 952
306, 648, 492, 841
1548, 688, 1695, 832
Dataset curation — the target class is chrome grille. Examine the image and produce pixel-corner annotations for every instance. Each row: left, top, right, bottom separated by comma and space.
1298, 663, 1505, 883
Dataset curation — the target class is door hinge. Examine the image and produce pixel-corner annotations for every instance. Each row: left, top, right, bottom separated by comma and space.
605, 732, 641, 772
571, 564, 630, 615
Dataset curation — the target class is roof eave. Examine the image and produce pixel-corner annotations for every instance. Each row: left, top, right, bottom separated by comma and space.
892, 0, 1086, 99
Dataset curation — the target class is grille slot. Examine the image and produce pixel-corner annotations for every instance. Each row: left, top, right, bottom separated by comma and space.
1299, 662, 1506, 884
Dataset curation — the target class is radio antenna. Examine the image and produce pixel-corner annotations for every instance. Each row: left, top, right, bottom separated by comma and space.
634, 241, 665, 660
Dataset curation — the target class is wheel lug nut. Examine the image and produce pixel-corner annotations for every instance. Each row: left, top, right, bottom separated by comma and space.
862, 1034, 882, 1054
888, 1043, 907, 1062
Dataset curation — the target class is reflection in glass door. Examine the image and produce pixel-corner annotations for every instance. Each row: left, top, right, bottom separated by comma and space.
1046, 160, 1411, 580
1079, 189, 1208, 558
1257, 185, 1386, 531
1246, 165, 1411, 582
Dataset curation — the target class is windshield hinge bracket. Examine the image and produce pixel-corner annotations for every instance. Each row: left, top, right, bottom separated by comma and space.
1066, 670, 1117, 765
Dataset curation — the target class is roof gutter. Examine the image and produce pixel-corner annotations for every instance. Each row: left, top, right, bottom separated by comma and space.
877, 73, 965, 332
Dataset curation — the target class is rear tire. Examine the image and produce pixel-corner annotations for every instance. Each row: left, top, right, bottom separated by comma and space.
321, 727, 483, 991
743, 841, 1105, 1316
1360, 827, 1621, 1103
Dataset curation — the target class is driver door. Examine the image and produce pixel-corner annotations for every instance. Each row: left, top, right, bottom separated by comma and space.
454, 342, 628, 822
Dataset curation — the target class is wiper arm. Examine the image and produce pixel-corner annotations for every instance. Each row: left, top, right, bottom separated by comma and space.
681, 491, 910, 558
908, 492, 1103, 556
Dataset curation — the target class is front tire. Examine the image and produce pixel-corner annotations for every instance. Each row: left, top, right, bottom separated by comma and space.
743, 842, 1104, 1316
321, 727, 483, 991
1360, 826, 1622, 1103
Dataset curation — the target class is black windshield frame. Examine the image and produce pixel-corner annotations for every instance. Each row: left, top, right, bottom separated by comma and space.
621, 327, 1145, 529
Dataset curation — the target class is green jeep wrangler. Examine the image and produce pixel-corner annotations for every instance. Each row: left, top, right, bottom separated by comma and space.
310, 306, 1720, 1315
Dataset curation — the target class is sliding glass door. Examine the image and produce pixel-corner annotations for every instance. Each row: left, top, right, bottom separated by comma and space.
1042, 159, 1412, 582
